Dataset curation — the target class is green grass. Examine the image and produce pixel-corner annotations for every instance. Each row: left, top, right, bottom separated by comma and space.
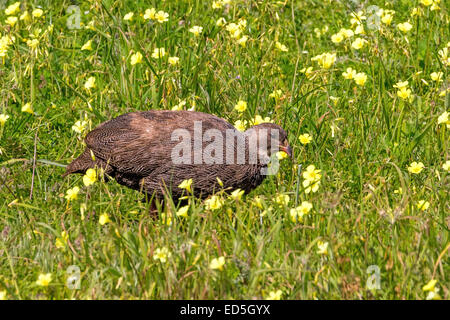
0, 0, 448, 299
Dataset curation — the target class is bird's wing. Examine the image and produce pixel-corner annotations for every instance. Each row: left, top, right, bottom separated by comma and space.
85, 111, 237, 176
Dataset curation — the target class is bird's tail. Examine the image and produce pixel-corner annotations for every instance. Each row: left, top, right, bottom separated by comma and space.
62, 149, 96, 177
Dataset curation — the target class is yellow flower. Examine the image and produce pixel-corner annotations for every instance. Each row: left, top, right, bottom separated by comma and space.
397, 87, 412, 100
153, 247, 172, 263
322, 53, 336, 69
216, 17, 227, 27
276, 151, 289, 160
32, 8, 44, 18
143, 8, 156, 20
172, 100, 186, 111
5, 2, 20, 16
411, 7, 423, 17
154, 11, 169, 23
251, 115, 273, 125
290, 201, 312, 223
303, 165, 321, 182
303, 180, 320, 194
426, 290, 442, 300
0, 290, 6, 300
234, 100, 247, 112
443, 160, 450, 171
21, 102, 33, 114
311, 52, 336, 69
353, 72, 367, 86
55, 238, 65, 249
381, 13, 393, 25
252, 196, 264, 209
237, 35, 248, 47
299, 133, 312, 145
275, 194, 290, 206
430, 71, 443, 82
393, 80, 409, 90
340, 28, 354, 38
81, 40, 93, 51
212, 1, 223, 9
152, 47, 165, 59
422, 278, 443, 299
20, 10, 30, 22
123, 12, 134, 21
351, 38, 368, 50
408, 161, 424, 174
65, 186, 80, 201
205, 195, 224, 210
275, 41, 288, 52
0, 114, 10, 125
355, 25, 365, 35
438, 89, 448, 97
416, 200, 430, 211
176, 205, 189, 218
85, 20, 96, 31
234, 119, 247, 132
209, 256, 225, 271
397, 22, 413, 33
84, 76, 96, 90
99, 213, 111, 225
178, 178, 193, 193
430, 1, 440, 11
130, 51, 143, 65
299, 201, 313, 213
420, 0, 433, 6
161, 213, 172, 226
55, 231, 69, 250
350, 11, 366, 26
317, 241, 329, 255
0, 35, 14, 57
300, 67, 314, 79
36, 273, 52, 287
266, 290, 283, 300
27, 39, 39, 49
438, 48, 450, 66
83, 168, 97, 186
342, 67, 357, 80
303, 165, 321, 193
331, 32, 344, 44
189, 25, 203, 36
237, 18, 247, 30
437, 111, 449, 126
269, 89, 283, 99
71, 120, 88, 134
330, 96, 339, 106
229, 189, 244, 201
422, 279, 437, 291
5, 16, 18, 27
168, 56, 179, 65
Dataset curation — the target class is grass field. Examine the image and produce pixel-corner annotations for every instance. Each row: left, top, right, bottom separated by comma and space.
0, 0, 448, 300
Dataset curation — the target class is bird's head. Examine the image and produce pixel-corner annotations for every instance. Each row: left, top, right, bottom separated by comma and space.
244, 122, 292, 160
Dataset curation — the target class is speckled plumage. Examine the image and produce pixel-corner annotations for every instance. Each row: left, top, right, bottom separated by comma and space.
64, 110, 290, 203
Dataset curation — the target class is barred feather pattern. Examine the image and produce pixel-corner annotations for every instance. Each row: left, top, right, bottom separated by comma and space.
63, 110, 288, 202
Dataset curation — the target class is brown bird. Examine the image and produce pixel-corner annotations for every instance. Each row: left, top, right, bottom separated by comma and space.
64, 110, 291, 206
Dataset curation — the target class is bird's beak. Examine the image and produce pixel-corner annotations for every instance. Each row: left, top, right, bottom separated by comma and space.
279, 145, 293, 158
